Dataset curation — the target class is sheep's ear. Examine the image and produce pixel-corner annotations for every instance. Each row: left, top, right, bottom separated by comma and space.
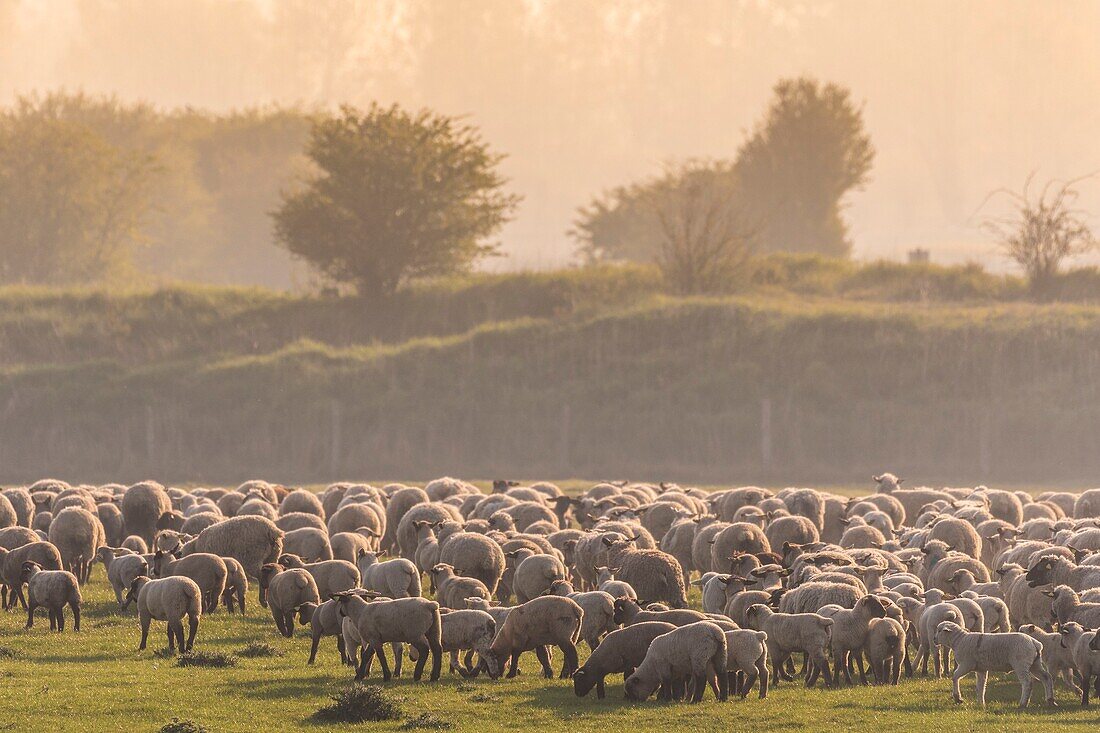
872, 475, 881, 482
377, 549, 387, 558
1042, 590, 1056, 597
777, 568, 792, 577
601, 537, 613, 547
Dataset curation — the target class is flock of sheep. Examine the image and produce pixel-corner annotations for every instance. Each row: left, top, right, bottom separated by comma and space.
2, 475, 1100, 709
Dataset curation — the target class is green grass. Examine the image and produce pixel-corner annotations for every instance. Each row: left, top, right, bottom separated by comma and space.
0, 563, 1095, 733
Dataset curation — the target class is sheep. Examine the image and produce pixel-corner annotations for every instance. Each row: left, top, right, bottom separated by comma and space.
125, 575, 202, 652
429, 608, 498, 677
840, 524, 887, 550
430, 563, 490, 610
934, 621, 1053, 707
910, 598, 965, 678
864, 616, 906, 685
237, 498, 279, 522
96, 546, 150, 608
510, 549, 567, 603
275, 512, 326, 533
779, 580, 862, 614
765, 515, 818, 552
624, 621, 729, 703
396, 503, 460, 560
298, 598, 349, 664
720, 629, 770, 699
819, 595, 890, 685
921, 540, 990, 592
928, 517, 982, 560
1019, 624, 1082, 694
1046, 584, 1100, 627
184, 515, 283, 579
959, 592, 1011, 633
330, 529, 378, 563
280, 488, 325, 518
152, 550, 228, 614
595, 567, 637, 600
95, 502, 125, 547
711, 523, 771, 569
327, 501, 385, 539
31, 511, 52, 534
1, 488, 33, 528
1073, 489, 1100, 519
21, 561, 81, 632
746, 604, 834, 688
333, 591, 443, 681
0, 540, 62, 609
120, 481, 172, 546
691, 521, 730, 575
355, 550, 421, 599
612, 597, 707, 627
437, 531, 506, 594
1061, 623, 1100, 706
181, 513, 223, 536
572, 621, 677, 699
282, 527, 333, 562
221, 556, 248, 613
601, 537, 687, 608
413, 521, 442, 574
259, 563, 320, 637
546, 579, 616, 650
47, 507, 104, 585
488, 595, 583, 679
381, 487, 429, 552
121, 535, 149, 554
277, 554, 360, 599
1026, 555, 1100, 593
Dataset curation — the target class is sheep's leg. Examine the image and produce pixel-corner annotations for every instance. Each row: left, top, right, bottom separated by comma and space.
56, 608, 65, 633
355, 646, 373, 680
392, 642, 404, 678
336, 635, 347, 665
951, 662, 973, 704
428, 636, 442, 682
838, 651, 853, 685
854, 653, 867, 685
941, 646, 951, 677
375, 642, 393, 681
411, 641, 429, 681
307, 630, 322, 664
70, 601, 80, 632
690, 670, 707, 703
506, 652, 520, 678
24, 601, 36, 630
771, 651, 788, 685
1081, 672, 1090, 707
932, 644, 942, 678
815, 653, 833, 688
282, 613, 295, 638
1033, 660, 1055, 705
448, 650, 461, 675
560, 640, 579, 679
534, 645, 553, 679
236, 588, 246, 614
595, 676, 606, 700
186, 614, 198, 652
461, 650, 476, 676
138, 614, 151, 651
166, 623, 176, 651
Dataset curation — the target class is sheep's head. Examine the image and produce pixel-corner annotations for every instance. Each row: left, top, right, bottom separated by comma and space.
933, 620, 963, 646
124, 575, 151, 610
611, 597, 639, 624
19, 561, 42, 583
872, 473, 903, 493
571, 665, 597, 697
258, 563, 284, 607
278, 553, 305, 569
858, 595, 889, 620
1025, 556, 1057, 588
623, 672, 657, 701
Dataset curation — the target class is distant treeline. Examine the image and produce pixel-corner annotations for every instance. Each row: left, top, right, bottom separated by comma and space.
1, 260, 1097, 485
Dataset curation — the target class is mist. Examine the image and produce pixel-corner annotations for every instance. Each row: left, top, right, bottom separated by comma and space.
2, 0, 1098, 271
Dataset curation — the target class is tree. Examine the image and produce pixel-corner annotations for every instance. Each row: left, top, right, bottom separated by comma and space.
651, 162, 755, 295
735, 77, 874, 257
0, 101, 159, 285
273, 104, 519, 296
982, 174, 1096, 296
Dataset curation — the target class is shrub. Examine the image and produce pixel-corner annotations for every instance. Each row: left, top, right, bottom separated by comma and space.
400, 713, 453, 730
176, 651, 237, 668
159, 718, 208, 733
312, 684, 403, 723
237, 641, 283, 658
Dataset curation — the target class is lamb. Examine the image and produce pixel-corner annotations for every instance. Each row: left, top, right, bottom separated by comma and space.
721, 629, 769, 699
510, 549, 567, 603
572, 621, 678, 698
596, 567, 637, 600
21, 561, 81, 632
259, 563, 321, 637
183, 515, 283, 579
912, 598, 965, 677
396, 503, 460, 560
546, 580, 617, 650
356, 550, 422, 599
277, 554, 360, 599
282, 527, 333, 562
818, 595, 890, 685
298, 598, 349, 664
934, 621, 1053, 707
120, 481, 172, 546
945, 568, 1001, 599
601, 537, 687, 608
95, 502, 125, 547
126, 575, 202, 652
959, 592, 1011, 633
152, 550, 228, 613
1046, 584, 1100, 628
47, 507, 105, 584
121, 535, 149, 554
430, 563, 490, 610
330, 529, 378, 563
624, 621, 729, 702
1019, 624, 1081, 694
430, 608, 498, 677
1061, 623, 1100, 706
333, 591, 443, 681
0, 540, 62, 609
96, 546, 150, 608
864, 617, 906, 685
488, 595, 582, 679
221, 556, 248, 613
745, 604, 834, 688
437, 531, 506, 594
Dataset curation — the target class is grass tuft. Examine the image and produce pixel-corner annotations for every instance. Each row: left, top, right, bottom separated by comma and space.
468, 693, 501, 703
158, 718, 208, 733
400, 713, 453, 730
312, 684, 403, 723
176, 651, 237, 668
236, 641, 283, 658
0, 647, 17, 660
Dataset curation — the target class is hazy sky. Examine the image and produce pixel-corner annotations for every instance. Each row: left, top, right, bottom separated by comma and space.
2, 0, 1099, 270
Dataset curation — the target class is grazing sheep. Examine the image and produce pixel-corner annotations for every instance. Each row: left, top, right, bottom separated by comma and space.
277, 555, 360, 599
779, 581, 862, 614
356, 550, 421, 599
152, 550, 228, 614
1073, 489, 1100, 519
1, 488, 33, 528
430, 608, 498, 677
488, 595, 582, 679
333, 592, 443, 681
547, 580, 617, 650
259, 563, 320, 638
126, 575, 202, 652
397, 503, 460, 560
722, 629, 770, 699
184, 515, 283, 579
510, 549, 567, 603
181, 513, 223, 536
438, 531, 506, 594
711, 523, 771, 570
601, 537, 687, 608
1019, 624, 1082, 694
934, 621, 1053, 707
95, 502, 125, 547
765, 515, 818, 552
430, 563, 490, 610
21, 561, 81, 632
282, 527, 333, 562
746, 604, 834, 688
819, 595, 890, 685
0, 540, 62, 609
47, 507, 105, 585
624, 621, 729, 702
276, 512, 327, 533
120, 481, 172, 546
330, 529, 378, 563
596, 567, 638, 600
298, 598, 348, 664
327, 502, 385, 539
572, 621, 678, 699
381, 487, 429, 552
96, 546, 150, 608
864, 616, 906, 685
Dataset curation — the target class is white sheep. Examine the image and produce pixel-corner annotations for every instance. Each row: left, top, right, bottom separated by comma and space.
933, 621, 1053, 707
21, 561, 81, 632
126, 575, 202, 652
623, 621, 729, 702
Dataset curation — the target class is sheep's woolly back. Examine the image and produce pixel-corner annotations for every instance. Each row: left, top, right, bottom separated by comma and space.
191, 515, 283, 578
